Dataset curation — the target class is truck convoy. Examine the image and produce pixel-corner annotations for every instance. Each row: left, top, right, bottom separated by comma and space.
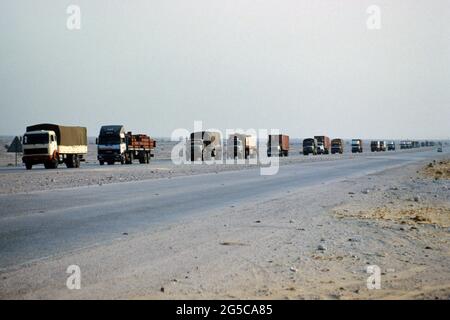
302, 138, 318, 155
226, 133, 257, 159
22, 123, 87, 170
97, 125, 155, 165
314, 136, 331, 154
351, 139, 363, 153
267, 134, 289, 157
331, 138, 344, 154
186, 131, 222, 161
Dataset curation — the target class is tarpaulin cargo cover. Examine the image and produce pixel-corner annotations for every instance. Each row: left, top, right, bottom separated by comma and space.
26, 124, 87, 147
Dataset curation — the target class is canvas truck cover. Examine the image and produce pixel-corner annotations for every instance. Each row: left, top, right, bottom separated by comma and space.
26, 124, 87, 147
190, 131, 221, 145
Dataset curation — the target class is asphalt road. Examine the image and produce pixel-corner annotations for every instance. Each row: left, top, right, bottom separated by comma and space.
0, 149, 447, 270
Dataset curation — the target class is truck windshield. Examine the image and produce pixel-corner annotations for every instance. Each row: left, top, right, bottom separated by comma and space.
303, 139, 314, 146
98, 136, 120, 145
23, 133, 49, 145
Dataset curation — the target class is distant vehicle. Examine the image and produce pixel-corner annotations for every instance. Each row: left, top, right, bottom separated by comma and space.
387, 141, 396, 151
97, 125, 155, 165
314, 136, 331, 154
331, 138, 344, 154
351, 139, 363, 153
379, 141, 387, 151
22, 123, 87, 170
267, 134, 289, 157
437, 147, 443, 152
186, 131, 222, 161
226, 133, 257, 159
303, 138, 318, 155
371, 141, 381, 152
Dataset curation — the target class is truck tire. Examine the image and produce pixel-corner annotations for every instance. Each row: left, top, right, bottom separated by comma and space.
99, 161, 104, 166
126, 154, 133, 164
25, 162, 32, 170
74, 156, 80, 168
45, 160, 58, 169
146, 153, 150, 164
65, 155, 75, 168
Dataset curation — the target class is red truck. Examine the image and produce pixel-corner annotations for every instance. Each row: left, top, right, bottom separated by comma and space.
314, 136, 331, 154
267, 134, 289, 157
126, 133, 156, 164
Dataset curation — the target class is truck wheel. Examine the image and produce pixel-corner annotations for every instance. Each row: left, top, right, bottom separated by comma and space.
65, 155, 74, 168
126, 154, 133, 164
146, 153, 150, 164
45, 161, 58, 169
99, 161, 104, 166
74, 156, 80, 168
25, 163, 32, 170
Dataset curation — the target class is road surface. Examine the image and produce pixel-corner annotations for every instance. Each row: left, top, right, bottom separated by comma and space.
0, 149, 447, 270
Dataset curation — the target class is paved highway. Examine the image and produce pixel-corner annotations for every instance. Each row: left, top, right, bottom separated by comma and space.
0, 149, 447, 270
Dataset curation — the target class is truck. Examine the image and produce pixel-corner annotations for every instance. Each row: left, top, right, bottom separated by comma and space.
371, 140, 381, 152
186, 131, 222, 161
22, 123, 87, 170
314, 136, 331, 154
226, 133, 257, 159
267, 134, 289, 157
302, 138, 318, 155
387, 141, 396, 151
97, 125, 155, 165
380, 141, 387, 151
331, 138, 344, 154
351, 139, 363, 153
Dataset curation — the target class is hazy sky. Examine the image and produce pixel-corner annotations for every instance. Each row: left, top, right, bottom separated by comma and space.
1, 0, 449, 139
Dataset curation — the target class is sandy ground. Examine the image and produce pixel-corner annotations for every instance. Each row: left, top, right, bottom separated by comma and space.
0, 158, 448, 299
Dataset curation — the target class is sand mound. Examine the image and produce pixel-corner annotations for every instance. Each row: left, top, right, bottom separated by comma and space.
421, 159, 450, 179
334, 206, 450, 228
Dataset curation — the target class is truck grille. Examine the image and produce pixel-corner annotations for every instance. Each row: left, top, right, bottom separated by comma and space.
24, 148, 48, 155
